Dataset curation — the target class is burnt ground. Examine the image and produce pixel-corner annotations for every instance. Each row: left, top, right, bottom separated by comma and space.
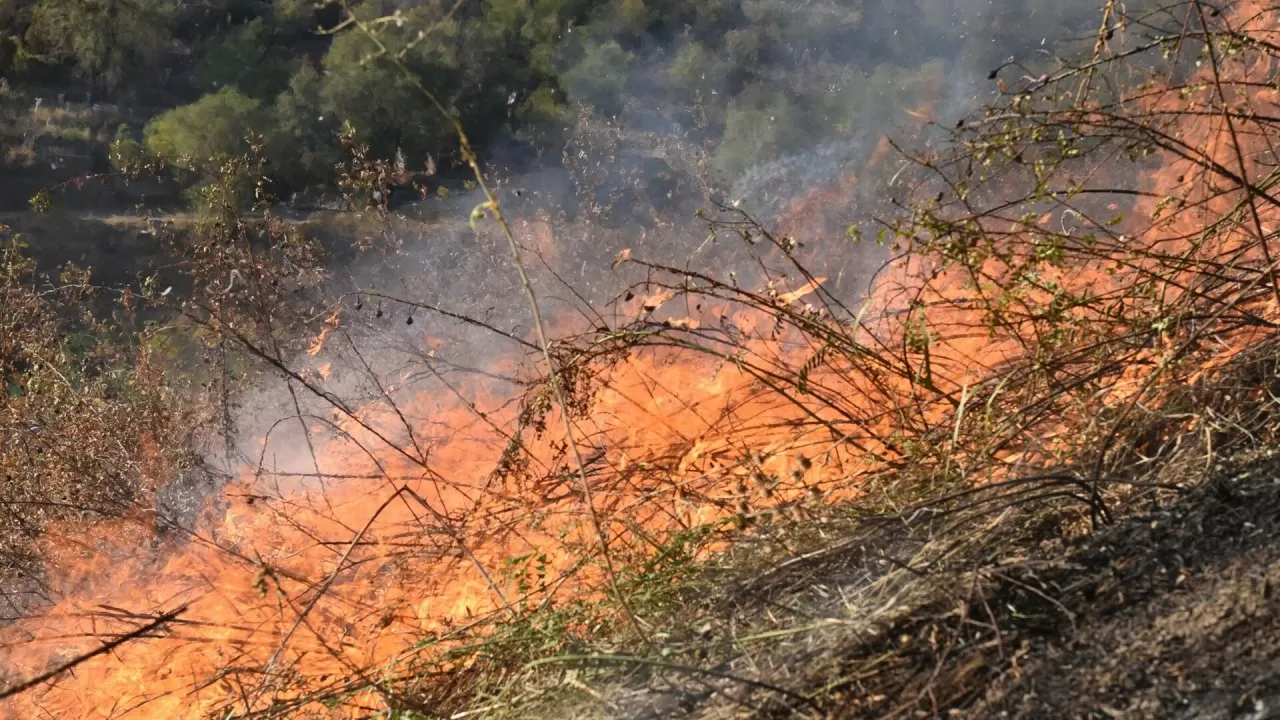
517, 452, 1280, 720
962, 456, 1280, 712
761, 456, 1280, 720
968, 460, 1280, 720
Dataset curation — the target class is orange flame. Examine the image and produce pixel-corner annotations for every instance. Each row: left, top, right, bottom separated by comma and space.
306, 310, 342, 357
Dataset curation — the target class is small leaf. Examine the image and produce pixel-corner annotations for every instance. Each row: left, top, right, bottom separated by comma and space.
28, 189, 53, 214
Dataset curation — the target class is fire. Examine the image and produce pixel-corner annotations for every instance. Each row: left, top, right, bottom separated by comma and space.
4, 3, 1280, 716
305, 310, 343, 357
1, 287, 871, 717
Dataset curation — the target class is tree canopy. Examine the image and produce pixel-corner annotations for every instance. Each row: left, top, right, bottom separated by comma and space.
1, 0, 1121, 201
23, 0, 176, 91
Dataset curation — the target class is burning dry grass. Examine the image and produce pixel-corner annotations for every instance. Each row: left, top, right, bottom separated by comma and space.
6, 1, 1280, 718
466, 328, 1280, 720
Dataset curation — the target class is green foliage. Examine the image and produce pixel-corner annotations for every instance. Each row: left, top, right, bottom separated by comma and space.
514, 85, 572, 145
713, 82, 813, 176
744, 0, 862, 51
562, 39, 632, 115
144, 87, 268, 168
2, 0, 1141, 202
28, 188, 53, 214
476, 0, 589, 75
522, 84, 571, 124
24, 0, 175, 90
815, 60, 946, 134
268, 64, 340, 190
273, 0, 322, 26
0, 33, 23, 77
319, 6, 461, 163
666, 41, 729, 99
192, 18, 298, 99
687, 0, 736, 30
722, 27, 767, 67
591, 0, 656, 37
108, 124, 147, 176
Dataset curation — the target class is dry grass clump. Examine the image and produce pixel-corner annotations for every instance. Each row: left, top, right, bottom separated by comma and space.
0, 234, 194, 613
467, 329, 1280, 720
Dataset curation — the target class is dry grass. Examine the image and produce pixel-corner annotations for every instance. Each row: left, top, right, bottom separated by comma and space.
458, 331, 1280, 720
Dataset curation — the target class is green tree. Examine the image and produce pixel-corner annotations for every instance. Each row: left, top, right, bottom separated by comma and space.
713, 82, 814, 177
192, 18, 298, 99
685, 0, 736, 32
268, 64, 341, 190
460, 0, 591, 146
741, 0, 863, 60
0, 0, 32, 78
319, 6, 461, 165
274, 0, 322, 26
561, 39, 632, 115
143, 87, 268, 167
590, 0, 655, 37
24, 0, 176, 91
723, 27, 767, 67
666, 41, 730, 99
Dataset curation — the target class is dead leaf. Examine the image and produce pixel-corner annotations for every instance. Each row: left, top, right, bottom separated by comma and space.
641, 289, 674, 313
664, 316, 700, 330
611, 247, 632, 270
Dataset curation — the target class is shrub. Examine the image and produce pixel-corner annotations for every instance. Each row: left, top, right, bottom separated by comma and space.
713, 82, 813, 177
108, 123, 147, 176
191, 18, 298, 100
143, 87, 268, 169
0, 238, 187, 594
23, 0, 175, 91
561, 39, 632, 115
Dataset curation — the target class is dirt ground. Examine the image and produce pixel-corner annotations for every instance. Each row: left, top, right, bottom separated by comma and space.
776, 455, 1280, 720
539, 450, 1280, 720
968, 458, 1280, 720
